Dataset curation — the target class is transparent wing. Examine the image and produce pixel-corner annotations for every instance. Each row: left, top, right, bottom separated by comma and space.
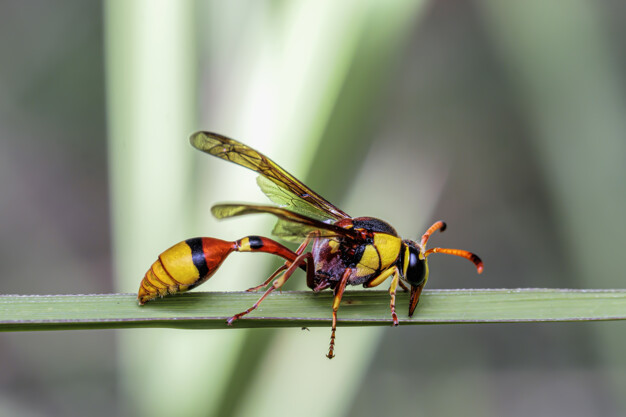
191, 131, 349, 221
255, 176, 335, 222
211, 204, 361, 241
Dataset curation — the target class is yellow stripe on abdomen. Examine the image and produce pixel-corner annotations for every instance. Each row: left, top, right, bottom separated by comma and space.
159, 241, 200, 285
138, 241, 201, 304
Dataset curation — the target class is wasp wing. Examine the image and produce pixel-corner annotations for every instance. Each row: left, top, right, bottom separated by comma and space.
255, 176, 337, 222
191, 131, 350, 221
211, 204, 361, 241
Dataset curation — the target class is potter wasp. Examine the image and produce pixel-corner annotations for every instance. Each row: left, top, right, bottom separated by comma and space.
138, 132, 483, 358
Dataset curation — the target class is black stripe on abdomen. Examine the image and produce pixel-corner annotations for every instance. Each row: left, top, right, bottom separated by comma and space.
247, 236, 264, 249
186, 238, 209, 277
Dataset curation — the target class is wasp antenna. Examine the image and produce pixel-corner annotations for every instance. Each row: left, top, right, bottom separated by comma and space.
424, 247, 483, 274
420, 221, 447, 249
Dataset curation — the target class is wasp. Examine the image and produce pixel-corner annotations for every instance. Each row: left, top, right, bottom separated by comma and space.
138, 132, 483, 358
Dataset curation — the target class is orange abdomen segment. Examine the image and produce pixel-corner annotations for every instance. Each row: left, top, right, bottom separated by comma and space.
138, 237, 236, 305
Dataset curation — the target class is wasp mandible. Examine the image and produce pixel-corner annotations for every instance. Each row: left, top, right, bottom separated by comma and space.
138, 132, 483, 358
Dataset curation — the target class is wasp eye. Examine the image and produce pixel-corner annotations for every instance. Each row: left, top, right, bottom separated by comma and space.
404, 245, 426, 286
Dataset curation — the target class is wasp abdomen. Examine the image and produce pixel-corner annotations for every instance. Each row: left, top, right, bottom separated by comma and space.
137, 237, 236, 305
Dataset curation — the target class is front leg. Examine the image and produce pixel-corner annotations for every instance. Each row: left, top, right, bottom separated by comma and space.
363, 266, 401, 325
387, 269, 401, 326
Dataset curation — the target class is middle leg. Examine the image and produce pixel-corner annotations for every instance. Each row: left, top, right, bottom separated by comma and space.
327, 268, 352, 359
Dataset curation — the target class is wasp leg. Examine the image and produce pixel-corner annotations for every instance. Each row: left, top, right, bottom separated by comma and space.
294, 232, 316, 255
227, 251, 314, 325
327, 268, 352, 359
398, 280, 409, 292
293, 232, 317, 289
246, 264, 288, 292
364, 266, 401, 325
247, 232, 317, 293
388, 270, 401, 326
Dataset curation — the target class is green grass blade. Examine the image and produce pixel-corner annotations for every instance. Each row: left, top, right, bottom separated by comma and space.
1, 289, 624, 332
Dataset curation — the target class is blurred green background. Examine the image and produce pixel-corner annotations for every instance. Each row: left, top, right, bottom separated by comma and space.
1, 1, 625, 416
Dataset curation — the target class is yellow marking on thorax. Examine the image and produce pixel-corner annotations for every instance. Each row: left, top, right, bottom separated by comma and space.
402, 246, 411, 277
159, 241, 200, 285
328, 239, 340, 254
357, 233, 402, 277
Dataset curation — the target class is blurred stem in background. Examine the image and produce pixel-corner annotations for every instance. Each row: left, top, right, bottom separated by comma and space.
106, 1, 426, 416
479, 0, 626, 412
105, 1, 199, 415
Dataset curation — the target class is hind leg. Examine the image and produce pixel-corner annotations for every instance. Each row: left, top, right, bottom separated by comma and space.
227, 251, 314, 325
